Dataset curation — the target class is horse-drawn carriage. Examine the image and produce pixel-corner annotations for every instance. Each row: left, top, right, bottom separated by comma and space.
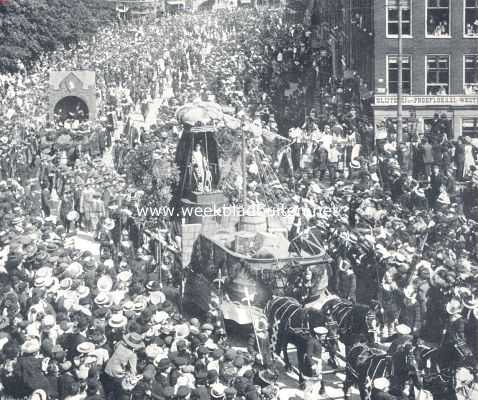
183, 231, 331, 326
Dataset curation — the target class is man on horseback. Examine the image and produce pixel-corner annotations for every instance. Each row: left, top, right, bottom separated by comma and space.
383, 324, 413, 353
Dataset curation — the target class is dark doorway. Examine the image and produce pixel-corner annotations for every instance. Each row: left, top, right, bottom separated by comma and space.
54, 96, 89, 122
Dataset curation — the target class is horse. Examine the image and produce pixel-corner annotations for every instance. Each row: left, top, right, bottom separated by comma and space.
321, 297, 380, 349
264, 296, 326, 389
416, 343, 475, 400
344, 341, 421, 400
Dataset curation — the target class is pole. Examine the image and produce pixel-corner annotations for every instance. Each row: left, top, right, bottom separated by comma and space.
241, 126, 247, 204
242, 288, 263, 365
397, 0, 403, 144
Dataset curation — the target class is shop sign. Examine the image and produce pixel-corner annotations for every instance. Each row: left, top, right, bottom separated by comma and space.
374, 95, 478, 106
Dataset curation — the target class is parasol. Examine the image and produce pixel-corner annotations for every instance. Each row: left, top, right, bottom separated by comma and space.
176, 104, 212, 126
195, 101, 224, 120
57, 134, 73, 146
223, 114, 241, 130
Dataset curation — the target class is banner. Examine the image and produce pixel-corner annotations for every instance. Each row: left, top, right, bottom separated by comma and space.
221, 301, 263, 325
374, 95, 478, 107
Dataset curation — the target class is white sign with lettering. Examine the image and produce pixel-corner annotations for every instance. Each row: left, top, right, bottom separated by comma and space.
374, 95, 478, 106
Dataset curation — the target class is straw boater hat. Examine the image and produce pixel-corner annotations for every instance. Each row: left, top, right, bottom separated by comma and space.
66, 211, 79, 222
373, 377, 390, 391
436, 192, 451, 206
22, 339, 41, 354
123, 332, 145, 350
460, 288, 478, 310
396, 324, 411, 335
174, 323, 190, 339
210, 384, 226, 399
108, 314, 127, 329
77, 342, 95, 354
350, 160, 361, 169
446, 297, 463, 315
430, 266, 448, 288
66, 262, 83, 279
97, 275, 113, 292
118, 271, 132, 283
415, 188, 426, 198
94, 293, 112, 307
314, 326, 328, 336
151, 310, 169, 325
103, 218, 115, 231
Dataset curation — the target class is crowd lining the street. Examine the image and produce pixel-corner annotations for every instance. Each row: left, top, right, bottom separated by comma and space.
0, 4, 478, 400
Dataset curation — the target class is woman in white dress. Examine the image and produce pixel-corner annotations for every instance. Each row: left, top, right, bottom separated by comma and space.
191, 143, 207, 192
463, 137, 476, 178
162, 68, 174, 101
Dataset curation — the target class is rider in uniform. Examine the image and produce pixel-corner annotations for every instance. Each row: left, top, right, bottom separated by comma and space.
383, 324, 413, 353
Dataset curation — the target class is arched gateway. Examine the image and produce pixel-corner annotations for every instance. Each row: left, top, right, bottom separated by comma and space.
54, 96, 89, 122
49, 71, 96, 123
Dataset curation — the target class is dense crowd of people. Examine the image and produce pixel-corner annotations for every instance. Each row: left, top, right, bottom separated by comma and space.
0, 2, 478, 400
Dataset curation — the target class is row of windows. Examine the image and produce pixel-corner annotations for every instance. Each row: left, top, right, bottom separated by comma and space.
387, 0, 478, 37
463, 118, 478, 137
386, 55, 478, 95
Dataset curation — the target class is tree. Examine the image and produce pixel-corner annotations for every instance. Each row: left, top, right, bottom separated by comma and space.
0, 0, 114, 72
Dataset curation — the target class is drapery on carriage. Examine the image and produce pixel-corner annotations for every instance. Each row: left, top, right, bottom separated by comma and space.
183, 231, 331, 326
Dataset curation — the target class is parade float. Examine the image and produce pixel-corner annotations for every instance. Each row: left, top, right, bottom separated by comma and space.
175, 102, 331, 326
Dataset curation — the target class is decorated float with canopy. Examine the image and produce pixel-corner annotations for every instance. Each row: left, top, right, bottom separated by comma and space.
175, 102, 331, 326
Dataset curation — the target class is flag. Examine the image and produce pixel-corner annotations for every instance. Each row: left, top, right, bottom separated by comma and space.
221, 301, 262, 325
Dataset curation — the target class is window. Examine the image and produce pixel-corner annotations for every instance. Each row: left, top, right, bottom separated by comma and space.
387, 0, 411, 36
462, 118, 478, 138
426, 55, 449, 95
427, 0, 450, 36
465, 0, 478, 36
387, 55, 411, 94
464, 55, 478, 94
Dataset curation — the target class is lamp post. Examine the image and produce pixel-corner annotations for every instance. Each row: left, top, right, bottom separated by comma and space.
397, 0, 403, 143
241, 121, 247, 205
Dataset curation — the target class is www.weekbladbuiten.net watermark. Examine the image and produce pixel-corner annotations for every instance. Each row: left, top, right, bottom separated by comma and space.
136, 204, 347, 218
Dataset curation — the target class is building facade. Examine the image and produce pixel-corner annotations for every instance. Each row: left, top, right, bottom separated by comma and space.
310, 0, 375, 85
373, 0, 478, 138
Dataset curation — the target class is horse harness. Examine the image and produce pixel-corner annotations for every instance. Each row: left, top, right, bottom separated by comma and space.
270, 298, 311, 335
329, 300, 354, 334
420, 346, 454, 385
347, 343, 393, 397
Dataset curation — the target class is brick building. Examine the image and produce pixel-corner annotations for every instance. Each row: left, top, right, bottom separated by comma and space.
373, 0, 478, 138
310, 0, 478, 138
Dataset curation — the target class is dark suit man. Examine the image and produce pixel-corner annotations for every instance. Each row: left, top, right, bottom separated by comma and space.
455, 138, 466, 180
